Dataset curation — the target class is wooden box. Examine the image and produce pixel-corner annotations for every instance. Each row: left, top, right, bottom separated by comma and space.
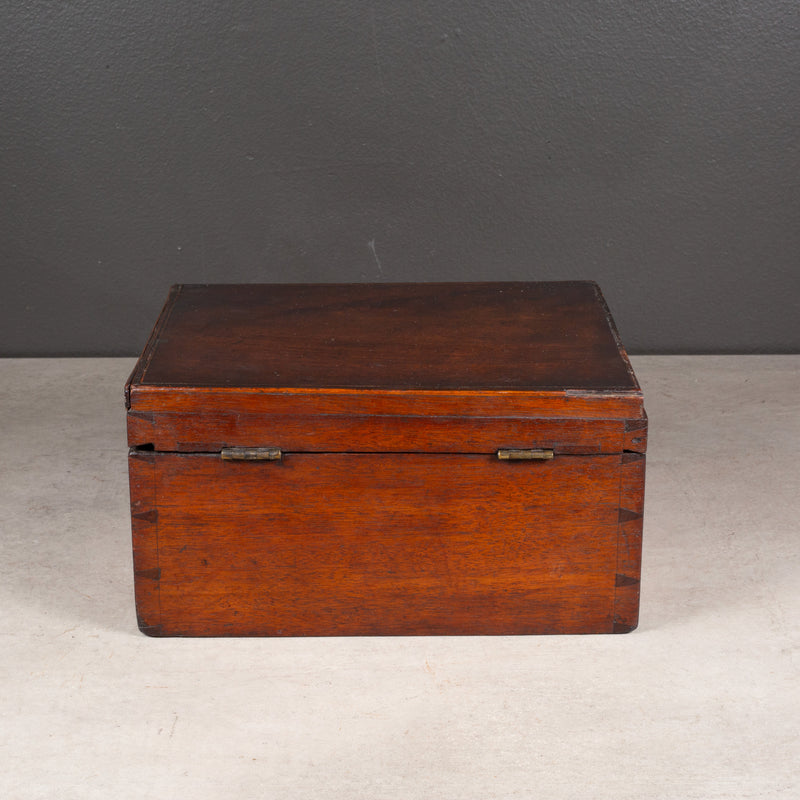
126, 282, 646, 636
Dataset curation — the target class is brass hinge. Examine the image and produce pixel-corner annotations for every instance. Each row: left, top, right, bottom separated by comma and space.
221, 446, 282, 461
496, 448, 554, 461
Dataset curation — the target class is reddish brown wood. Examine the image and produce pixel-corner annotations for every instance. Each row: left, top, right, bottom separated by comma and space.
613, 452, 646, 632
128, 411, 628, 454
623, 414, 649, 454
126, 281, 647, 636
131, 451, 627, 636
128, 451, 160, 634
125, 283, 644, 430
127, 386, 644, 422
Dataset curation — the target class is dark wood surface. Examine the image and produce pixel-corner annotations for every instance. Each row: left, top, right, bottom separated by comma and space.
128, 282, 639, 392
126, 283, 646, 449
131, 450, 643, 636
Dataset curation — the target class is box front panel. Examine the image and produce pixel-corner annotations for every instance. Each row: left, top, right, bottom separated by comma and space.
130, 451, 629, 636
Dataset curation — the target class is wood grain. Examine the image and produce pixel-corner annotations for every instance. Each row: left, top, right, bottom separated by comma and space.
128, 450, 161, 634
127, 385, 644, 421
131, 451, 630, 636
613, 452, 646, 632
128, 282, 640, 393
126, 281, 647, 637
127, 412, 630, 455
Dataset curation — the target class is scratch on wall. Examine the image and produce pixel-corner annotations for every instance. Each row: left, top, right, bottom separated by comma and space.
368, 238, 384, 275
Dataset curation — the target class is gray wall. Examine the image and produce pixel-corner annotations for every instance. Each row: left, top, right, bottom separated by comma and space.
2, 1, 798, 356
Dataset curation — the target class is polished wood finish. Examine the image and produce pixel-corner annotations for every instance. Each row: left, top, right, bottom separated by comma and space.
613, 452, 646, 632
128, 412, 643, 455
128, 450, 160, 634
127, 281, 647, 636
129, 282, 639, 392
132, 451, 628, 636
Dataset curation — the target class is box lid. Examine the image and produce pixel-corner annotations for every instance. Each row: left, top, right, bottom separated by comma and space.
126, 282, 646, 454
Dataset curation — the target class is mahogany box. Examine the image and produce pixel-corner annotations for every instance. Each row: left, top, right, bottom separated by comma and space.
126, 282, 647, 636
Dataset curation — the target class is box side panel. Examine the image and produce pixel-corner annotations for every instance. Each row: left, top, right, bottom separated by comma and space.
144, 452, 624, 636
128, 451, 162, 635
613, 452, 646, 632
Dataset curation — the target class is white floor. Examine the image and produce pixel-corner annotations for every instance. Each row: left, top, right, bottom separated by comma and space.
1, 356, 798, 800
